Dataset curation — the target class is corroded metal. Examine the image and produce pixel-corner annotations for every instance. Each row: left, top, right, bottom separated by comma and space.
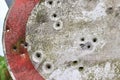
2, 0, 120, 80
3, 0, 44, 80
26, 0, 120, 80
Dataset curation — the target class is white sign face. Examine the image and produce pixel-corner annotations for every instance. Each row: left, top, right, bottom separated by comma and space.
26, 0, 120, 80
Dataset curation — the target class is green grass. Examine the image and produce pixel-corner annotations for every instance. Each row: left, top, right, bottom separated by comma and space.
0, 56, 12, 80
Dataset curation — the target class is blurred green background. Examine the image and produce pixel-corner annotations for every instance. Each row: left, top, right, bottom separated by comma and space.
0, 56, 12, 80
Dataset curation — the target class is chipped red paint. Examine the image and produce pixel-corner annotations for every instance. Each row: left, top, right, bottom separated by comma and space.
3, 0, 44, 80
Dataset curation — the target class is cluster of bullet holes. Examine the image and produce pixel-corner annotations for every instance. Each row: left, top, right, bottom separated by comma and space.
79, 37, 97, 50
44, 0, 63, 30
71, 60, 84, 71
42, 62, 54, 74
32, 50, 54, 74
45, 0, 62, 8
50, 12, 63, 30
12, 41, 28, 52
32, 51, 43, 63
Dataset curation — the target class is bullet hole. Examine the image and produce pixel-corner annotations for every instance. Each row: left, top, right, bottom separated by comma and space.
106, 7, 114, 14
72, 60, 78, 65
48, 1, 53, 5
36, 52, 41, 58
45, 0, 55, 8
86, 42, 93, 50
46, 64, 52, 69
80, 42, 93, 50
80, 44, 85, 48
108, 7, 113, 10
24, 42, 28, 48
87, 45, 91, 49
79, 67, 84, 71
50, 12, 59, 21
13, 46, 17, 51
53, 20, 63, 30
56, 22, 60, 27
81, 37, 85, 41
93, 38, 97, 42
52, 13, 57, 18
43, 62, 54, 73
32, 51, 43, 63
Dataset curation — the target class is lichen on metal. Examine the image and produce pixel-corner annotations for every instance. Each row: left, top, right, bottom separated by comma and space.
26, 0, 120, 80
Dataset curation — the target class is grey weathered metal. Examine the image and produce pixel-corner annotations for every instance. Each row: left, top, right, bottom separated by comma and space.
26, 0, 120, 80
